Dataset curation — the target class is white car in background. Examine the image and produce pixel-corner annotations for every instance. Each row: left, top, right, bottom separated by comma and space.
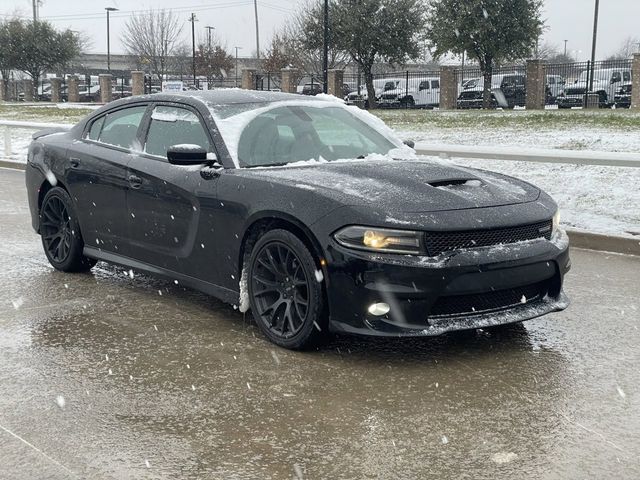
379, 77, 441, 108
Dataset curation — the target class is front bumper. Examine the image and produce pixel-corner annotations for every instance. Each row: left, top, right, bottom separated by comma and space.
557, 96, 585, 108
614, 94, 631, 108
324, 230, 571, 337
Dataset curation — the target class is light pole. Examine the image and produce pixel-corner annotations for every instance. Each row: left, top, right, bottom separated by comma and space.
589, 0, 600, 93
105, 7, 118, 72
235, 46, 242, 87
322, 0, 328, 93
188, 13, 198, 86
253, 0, 260, 59
564, 40, 568, 57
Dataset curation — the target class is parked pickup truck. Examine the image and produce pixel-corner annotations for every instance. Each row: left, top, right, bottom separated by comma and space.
378, 77, 441, 108
344, 78, 404, 107
457, 74, 526, 109
557, 68, 631, 108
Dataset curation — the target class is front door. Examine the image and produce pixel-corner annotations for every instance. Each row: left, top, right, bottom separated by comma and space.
124, 103, 220, 274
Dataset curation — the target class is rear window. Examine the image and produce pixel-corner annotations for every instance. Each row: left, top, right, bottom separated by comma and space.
98, 106, 147, 149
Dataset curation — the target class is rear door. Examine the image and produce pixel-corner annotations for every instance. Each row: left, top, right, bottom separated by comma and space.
67, 104, 149, 253
123, 103, 221, 275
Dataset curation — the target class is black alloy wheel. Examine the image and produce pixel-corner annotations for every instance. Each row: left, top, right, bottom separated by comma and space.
40, 187, 96, 272
41, 194, 72, 263
248, 230, 326, 349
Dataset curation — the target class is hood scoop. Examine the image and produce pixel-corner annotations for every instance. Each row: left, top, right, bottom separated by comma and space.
428, 178, 483, 189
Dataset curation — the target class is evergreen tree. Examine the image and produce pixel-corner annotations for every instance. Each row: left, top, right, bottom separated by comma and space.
426, 0, 543, 108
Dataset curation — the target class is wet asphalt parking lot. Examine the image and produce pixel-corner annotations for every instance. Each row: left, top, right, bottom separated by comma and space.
1, 167, 639, 479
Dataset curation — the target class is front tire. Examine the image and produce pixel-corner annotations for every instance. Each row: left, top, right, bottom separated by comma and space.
40, 187, 96, 272
248, 229, 327, 349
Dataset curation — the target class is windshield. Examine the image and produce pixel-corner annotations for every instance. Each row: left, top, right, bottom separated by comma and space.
234, 105, 397, 168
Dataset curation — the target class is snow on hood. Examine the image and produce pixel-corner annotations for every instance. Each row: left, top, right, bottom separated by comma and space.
244, 158, 540, 212
210, 98, 409, 167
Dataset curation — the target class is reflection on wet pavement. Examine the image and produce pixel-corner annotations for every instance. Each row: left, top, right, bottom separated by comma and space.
1, 168, 639, 479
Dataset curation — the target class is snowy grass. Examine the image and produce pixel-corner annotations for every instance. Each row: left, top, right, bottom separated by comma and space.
0, 103, 94, 124
379, 109, 640, 153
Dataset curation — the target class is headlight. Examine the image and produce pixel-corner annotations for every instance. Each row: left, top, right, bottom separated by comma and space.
552, 211, 561, 234
334, 226, 422, 254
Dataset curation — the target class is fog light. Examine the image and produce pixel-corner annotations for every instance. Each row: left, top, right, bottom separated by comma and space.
368, 302, 390, 316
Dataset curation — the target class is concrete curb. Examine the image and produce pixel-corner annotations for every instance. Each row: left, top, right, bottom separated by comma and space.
0, 160, 25, 171
0, 160, 638, 256
566, 229, 640, 256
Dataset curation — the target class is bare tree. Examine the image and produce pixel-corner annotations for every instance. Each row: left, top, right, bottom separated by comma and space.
122, 9, 184, 81
607, 36, 640, 60
274, 1, 350, 78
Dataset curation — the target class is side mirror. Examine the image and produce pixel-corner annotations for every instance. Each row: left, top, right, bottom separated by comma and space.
167, 144, 208, 165
403, 139, 415, 149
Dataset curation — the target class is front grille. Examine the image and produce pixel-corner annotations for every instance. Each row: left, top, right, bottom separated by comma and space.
424, 220, 553, 257
459, 91, 482, 100
565, 87, 586, 96
429, 281, 549, 319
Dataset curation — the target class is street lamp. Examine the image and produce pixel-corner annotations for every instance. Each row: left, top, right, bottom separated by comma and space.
564, 40, 568, 57
105, 7, 118, 72
235, 46, 242, 87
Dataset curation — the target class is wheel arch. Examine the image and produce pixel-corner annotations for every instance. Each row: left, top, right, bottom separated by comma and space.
238, 212, 326, 277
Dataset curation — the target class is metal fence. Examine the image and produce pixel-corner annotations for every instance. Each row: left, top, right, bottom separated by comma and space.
342, 70, 442, 108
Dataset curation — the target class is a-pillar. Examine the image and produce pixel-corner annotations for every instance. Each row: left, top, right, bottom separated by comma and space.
241, 69, 257, 90
327, 69, 344, 97
22, 79, 34, 102
99, 74, 112, 103
50, 77, 63, 103
67, 76, 79, 103
632, 54, 640, 110
280, 68, 299, 94
439, 66, 457, 110
131, 71, 145, 96
526, 59, 545, 110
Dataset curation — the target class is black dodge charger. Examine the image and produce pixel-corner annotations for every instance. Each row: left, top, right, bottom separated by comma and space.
26, 90, 570, 349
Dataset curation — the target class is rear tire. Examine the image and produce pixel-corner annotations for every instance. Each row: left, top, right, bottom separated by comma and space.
248, 229, 327, 349
40, 187, 96, 272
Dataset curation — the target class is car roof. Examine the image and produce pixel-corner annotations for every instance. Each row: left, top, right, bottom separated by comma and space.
154, 89, 313, 104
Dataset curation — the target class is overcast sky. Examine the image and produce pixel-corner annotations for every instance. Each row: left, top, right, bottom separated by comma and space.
1, 0, 639, 60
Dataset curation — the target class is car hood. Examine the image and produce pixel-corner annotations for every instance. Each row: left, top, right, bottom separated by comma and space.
247, 159, 540, 213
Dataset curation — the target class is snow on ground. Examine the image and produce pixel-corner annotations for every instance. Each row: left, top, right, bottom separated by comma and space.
398, 125, 640, 154
1, 106, 638, 238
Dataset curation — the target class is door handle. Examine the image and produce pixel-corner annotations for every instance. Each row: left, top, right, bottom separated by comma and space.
128, 174, 142, 188
70, 158, 80, 168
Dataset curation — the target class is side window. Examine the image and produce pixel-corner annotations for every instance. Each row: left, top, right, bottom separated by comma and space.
611, 72, 622, 83
548, 77, 555, 85
98, 106, 147, 149
87, 116, 105, 140
431, 80, 440, 89
419, 81, 428, 91
144, 105, 211, 158
623, 71, 631, 82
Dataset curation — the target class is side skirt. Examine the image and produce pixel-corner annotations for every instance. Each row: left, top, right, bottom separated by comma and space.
84, 246, 239, 305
